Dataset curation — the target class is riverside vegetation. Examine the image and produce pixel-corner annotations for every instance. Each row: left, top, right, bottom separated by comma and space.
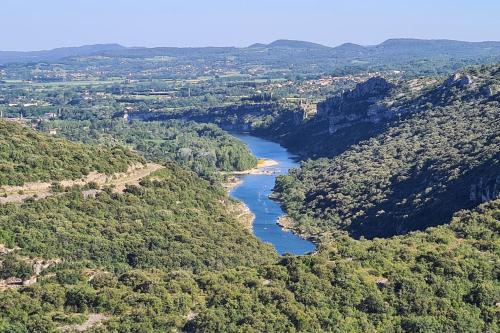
39, 120, 257, 180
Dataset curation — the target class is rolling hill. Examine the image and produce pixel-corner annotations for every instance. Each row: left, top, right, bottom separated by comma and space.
1, 39, 499, 73
250, 39, 329, 49
0, 120, 144, 186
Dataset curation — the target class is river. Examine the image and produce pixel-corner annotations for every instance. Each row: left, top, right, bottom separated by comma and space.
229, 133, 316, 255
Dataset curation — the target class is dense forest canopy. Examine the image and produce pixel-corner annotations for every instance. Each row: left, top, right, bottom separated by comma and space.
1, 192, 498, 331
187, 199, 500, 332
41, 119, 257, 179
0, 165, 276, 273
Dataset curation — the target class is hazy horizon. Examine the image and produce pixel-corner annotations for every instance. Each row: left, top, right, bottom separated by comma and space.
4, 37, 500, 53
1, 0, 499, 51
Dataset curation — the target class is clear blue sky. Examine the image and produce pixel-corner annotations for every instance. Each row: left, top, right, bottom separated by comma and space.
2, 0, 499, 51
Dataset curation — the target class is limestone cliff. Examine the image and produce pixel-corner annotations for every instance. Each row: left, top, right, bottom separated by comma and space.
317, 77, 395, 134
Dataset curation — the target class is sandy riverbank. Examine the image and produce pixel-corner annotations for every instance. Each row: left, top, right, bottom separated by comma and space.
230, 158, 279, 175
221, 176, 243, 192
221, 158, 278, 230
276, 215, 295, 232
221, 158, 279, 192
224, 199, 255, 232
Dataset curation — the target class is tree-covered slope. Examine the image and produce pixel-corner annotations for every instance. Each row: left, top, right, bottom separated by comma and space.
275, 65, 500, 238
189, 199, 499, 332
1, 198, 497, 332
42, 119, 257, 179
0, 120, 144, 186
0, 119, 278, 332
0, 165, 276, 273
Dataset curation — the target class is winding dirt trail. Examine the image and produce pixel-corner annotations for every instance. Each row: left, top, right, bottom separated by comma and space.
0, 163, 164, 204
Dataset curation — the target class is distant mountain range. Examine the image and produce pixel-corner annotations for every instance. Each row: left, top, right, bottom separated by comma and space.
249, 39, 329, 49
0, 44, 126, 64
1, 38, 499, 66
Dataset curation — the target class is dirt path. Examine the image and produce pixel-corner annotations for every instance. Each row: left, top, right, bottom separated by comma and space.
0, 163, 164, 204
60, 313, 108, 332
111, 163, 164, 192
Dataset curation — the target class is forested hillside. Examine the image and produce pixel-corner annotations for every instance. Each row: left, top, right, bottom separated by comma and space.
275, 65, 500, 238
0, 165, 276, 273
0, 127, 277, 331
1, 195, 498, 332
0, 120, 143, 186
188, 199, 500, 332
41, 120, 257, 179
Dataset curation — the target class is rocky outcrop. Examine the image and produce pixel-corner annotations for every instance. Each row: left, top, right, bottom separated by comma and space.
0, 244, 20, 254
470, 175, 500, 202
0, 250, 61, 291
481, 84, 499, 98
344, 77, 394, 100
445, 73, 473, 89
482, 85, 494, 97
128, 102, 307, 131
316, 77, 396, 134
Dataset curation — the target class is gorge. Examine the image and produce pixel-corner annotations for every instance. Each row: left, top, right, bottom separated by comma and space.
228, 133, 316, 255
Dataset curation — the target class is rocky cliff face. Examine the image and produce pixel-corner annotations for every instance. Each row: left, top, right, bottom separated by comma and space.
314, 68, 499, 136
417, 67, 500, 107
317, 77, 396, 134
470, 175, 500, 203
129, 102, 307, 133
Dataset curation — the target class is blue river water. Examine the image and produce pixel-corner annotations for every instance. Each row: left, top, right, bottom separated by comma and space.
229, 133, 316, 255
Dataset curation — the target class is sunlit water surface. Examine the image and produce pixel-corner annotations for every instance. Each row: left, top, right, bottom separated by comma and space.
229, 133, 316, 255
